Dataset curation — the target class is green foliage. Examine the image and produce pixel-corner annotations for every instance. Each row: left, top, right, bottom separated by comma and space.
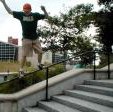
67, 4, 94, 31
94, 0, 113, 52
98, 0, 113, 7
48, 64, 64, 78
39, 3, 94, 65
98, 53, 113, 68
0, 64, 64, 94
26, 61, 31, 67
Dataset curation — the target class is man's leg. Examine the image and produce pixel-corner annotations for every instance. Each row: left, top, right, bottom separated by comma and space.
38, 53, 42, 65
37, 52, 44, 70
19, 39, 32, 76
19, 56, 26, 77
33, 39, 44, 70
20, 56, 26, 70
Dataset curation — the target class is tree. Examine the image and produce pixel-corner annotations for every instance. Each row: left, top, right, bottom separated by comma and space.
38, 4, 94, 65
92, 0, 113, 67
94, 0, 113, 52
98, 0, 113, 6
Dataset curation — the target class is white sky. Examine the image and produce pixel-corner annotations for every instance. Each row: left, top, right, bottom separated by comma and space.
0, 0, 99, 45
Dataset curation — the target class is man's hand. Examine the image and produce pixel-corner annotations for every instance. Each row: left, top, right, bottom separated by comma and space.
0, 0, 5, 3
0, 0, 12, 15
41, 5, 46, 11
41, 5, 48, 18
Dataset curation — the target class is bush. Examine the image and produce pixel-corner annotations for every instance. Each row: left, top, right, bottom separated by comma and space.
0, 64, 65, 93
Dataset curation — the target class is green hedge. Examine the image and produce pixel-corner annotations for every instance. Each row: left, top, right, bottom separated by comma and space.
0, 64, 64, 94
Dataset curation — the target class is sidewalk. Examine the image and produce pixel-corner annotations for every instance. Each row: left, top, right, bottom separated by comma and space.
101, 63, 113, 70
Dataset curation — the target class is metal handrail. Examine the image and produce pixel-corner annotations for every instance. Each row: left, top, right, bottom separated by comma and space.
0, 50, 111, 97
93, 50, 96, 80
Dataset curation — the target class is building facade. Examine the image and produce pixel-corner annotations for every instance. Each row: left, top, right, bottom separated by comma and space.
8, 36, 18, 45
0, 40, 66, 67
0, 41, 18, 61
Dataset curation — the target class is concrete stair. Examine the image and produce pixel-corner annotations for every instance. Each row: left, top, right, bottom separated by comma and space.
38, 101, 82, 112
23, 80, 113, 112
23, 107, 47, 112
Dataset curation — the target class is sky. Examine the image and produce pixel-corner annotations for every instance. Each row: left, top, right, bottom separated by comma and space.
0, 0, 99, 45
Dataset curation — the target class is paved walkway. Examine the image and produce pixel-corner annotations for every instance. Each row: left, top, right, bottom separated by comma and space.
101, 63, 113, 70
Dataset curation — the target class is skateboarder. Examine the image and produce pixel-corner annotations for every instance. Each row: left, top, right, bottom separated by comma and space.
0, 0, 49, 76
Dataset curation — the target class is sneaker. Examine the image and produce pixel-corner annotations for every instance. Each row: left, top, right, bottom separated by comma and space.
19, 69, 25, 78
38, 64, 44, 70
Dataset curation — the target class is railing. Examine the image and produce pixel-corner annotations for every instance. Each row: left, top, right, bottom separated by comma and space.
0, 50, 112, 100
93, 50, 111, 80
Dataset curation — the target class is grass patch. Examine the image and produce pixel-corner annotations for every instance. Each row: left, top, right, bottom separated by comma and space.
0, 61, 36, 72
0, 61, 20, 72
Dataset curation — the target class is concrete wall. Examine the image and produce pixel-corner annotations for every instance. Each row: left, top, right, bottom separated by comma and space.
0, 69, 113, 112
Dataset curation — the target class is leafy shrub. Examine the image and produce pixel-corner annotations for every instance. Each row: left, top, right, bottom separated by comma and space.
0, 64, 65, 93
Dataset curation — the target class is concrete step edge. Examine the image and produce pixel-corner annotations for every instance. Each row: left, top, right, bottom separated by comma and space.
84, 80, 113, 88
52, 95, 113, 112
38, 101, 81, 112
74, 85, 113, 96
22, 107, 47, 112
64, 90, 113, 107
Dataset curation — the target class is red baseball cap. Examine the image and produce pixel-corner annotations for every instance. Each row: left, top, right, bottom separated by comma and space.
23, 3, 32, 10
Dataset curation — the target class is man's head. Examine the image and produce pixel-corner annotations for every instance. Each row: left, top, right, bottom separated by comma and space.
23, 3, 32, 14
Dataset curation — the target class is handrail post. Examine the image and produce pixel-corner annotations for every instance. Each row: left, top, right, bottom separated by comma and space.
107, 51, 110, 79
93, 50, 96, 80
45, 67, 49, 101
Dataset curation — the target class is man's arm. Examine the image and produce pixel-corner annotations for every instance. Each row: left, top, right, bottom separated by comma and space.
41, 6, 48, 19
0, 0, 13, 15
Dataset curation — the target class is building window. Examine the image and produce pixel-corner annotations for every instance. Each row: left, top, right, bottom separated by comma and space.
0, 42, 18, 61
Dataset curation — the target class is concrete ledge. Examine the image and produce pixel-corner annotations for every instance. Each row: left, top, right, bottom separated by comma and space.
0, 69, 86, 101
0, 69, 112, 101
